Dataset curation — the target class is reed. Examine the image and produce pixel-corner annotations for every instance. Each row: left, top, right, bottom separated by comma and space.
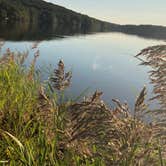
136, 45, 166, 162
0, 44, 165, 165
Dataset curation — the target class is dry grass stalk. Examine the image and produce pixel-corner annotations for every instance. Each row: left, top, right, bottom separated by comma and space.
36, 86, 56, 142
134, 86, 147, 120
31, 41, 41, 50
0, 48, 28, 66
50, 60, 72, 91
0, 48, 14, 65
28, 50, 40, 81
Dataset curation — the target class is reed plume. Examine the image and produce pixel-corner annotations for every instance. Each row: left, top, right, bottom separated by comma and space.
65, 89, 158, 165
50, 60, 72, 91
137, 45, 166, 159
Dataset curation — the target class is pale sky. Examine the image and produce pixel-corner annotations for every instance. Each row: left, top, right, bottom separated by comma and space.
44, 0, 166, 26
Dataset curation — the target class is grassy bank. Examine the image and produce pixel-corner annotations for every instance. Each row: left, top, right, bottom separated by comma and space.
0, 46, 165, 166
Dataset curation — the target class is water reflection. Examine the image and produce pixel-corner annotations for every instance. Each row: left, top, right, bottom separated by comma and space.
1, 21, 166, 41
0, 20, 109, 41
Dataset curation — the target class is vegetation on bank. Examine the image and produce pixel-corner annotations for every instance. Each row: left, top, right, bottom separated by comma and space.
0, 43, 166, 166
1, 0, 166, 41
0, 0, 113, 37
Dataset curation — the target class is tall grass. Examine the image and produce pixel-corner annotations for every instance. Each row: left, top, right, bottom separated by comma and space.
136, 45, 166, 164
0, 45, 165, 165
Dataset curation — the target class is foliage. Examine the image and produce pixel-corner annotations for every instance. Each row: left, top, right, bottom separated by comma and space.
0, 0, 111, 38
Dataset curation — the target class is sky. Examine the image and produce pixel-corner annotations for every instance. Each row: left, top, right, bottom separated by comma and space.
44, 0, 166, 26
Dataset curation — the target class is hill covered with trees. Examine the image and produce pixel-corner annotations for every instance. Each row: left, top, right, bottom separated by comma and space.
0, 0, 166, 40
0, 0, 116, 35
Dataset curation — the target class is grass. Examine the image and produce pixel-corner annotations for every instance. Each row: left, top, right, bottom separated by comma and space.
0, 45, 165, 166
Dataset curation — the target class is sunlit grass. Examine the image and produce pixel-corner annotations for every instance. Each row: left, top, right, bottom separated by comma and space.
0, 46, 165, 165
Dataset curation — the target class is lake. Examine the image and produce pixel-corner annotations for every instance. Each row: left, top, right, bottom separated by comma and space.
1, 32, 165, 108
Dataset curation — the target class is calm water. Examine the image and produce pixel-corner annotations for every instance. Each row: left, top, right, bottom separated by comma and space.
1, 32, 165, 108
